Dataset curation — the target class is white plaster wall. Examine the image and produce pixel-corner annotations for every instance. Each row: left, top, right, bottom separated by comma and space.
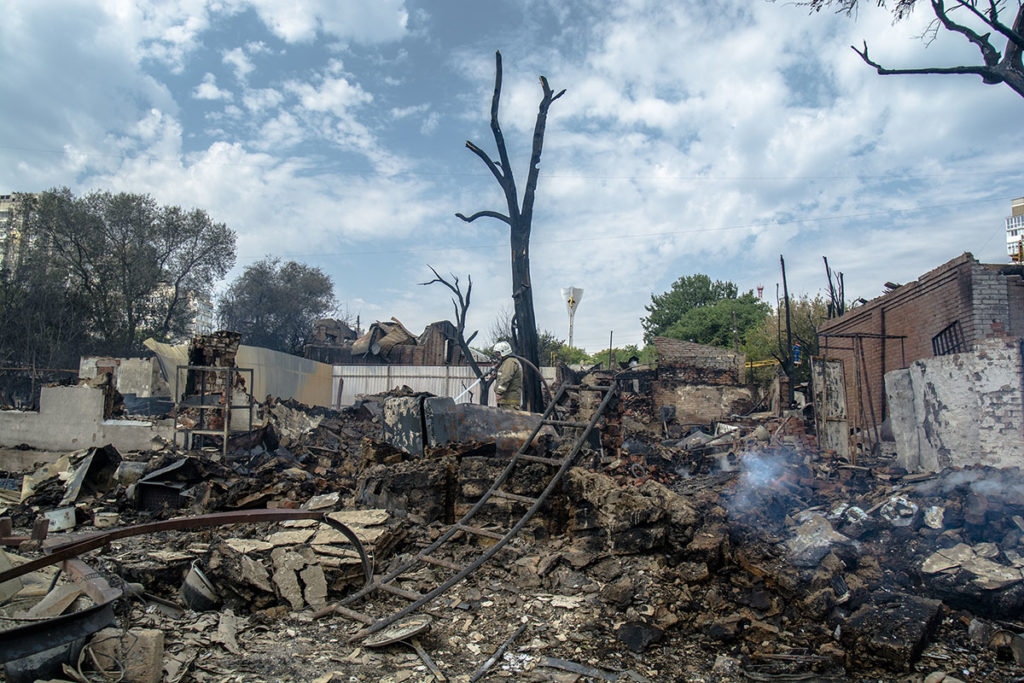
0, 385, 173, 452
885, 339, 1024, 472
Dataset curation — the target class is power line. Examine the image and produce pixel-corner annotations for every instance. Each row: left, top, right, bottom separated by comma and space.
3, 143, 1023, 183
237, 194, 1009, 261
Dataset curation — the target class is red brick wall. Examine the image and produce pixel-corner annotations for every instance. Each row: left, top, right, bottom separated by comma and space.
817, 253, 978, 430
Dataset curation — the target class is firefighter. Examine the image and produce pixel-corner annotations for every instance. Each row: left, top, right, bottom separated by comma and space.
492, 341, 522, 409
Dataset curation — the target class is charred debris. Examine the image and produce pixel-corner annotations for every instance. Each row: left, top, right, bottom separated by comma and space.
2, 335, 1024, 682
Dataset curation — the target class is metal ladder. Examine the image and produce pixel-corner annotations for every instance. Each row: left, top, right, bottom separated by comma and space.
323, 380, 618, 639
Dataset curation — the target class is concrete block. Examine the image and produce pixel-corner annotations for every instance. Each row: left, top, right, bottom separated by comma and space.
88, 627, 164, 683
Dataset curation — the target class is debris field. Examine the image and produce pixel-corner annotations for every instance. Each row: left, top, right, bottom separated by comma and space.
3, 378, 1024, 683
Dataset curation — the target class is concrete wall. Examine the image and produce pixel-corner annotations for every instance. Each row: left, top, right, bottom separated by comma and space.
0, 385, 173, 452
884, 338, 1024, 472
80, 357, 166, 397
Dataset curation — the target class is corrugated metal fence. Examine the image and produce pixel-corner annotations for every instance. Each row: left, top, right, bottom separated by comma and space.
330, 365, 556, 408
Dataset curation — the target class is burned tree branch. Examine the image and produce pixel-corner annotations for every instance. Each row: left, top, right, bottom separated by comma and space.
956, 0, 1024, 49
455, 210, 511, 225
464, 141, 505, 184
455, 51, 564, 412
853, 40, 1001, 81
931, 0, 1001, 66
421, 266, 492, 404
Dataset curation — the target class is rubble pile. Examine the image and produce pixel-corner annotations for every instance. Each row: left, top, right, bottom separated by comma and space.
4, 387, 1024, 682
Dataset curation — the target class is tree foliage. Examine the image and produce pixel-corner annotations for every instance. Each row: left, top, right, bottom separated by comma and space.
803, 0, 1024, 98
1, 188, 235, 367
743, 294, 830, 386
643, 274, 768, 348
218, 257, 334, 354
643, 275, 738, 342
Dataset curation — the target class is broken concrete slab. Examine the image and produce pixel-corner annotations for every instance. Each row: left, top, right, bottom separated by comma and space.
787, 513, 854, 568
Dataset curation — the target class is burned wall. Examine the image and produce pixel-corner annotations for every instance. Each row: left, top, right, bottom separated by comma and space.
884, 337, 1024, 472
819, 253, 1024, 430
651, 337, 756, 425
0, 385, 174, 451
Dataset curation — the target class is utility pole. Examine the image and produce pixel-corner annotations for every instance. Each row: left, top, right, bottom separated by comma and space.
780, 255, 794, 407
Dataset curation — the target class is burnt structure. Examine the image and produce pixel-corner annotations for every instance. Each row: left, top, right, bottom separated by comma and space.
304, 319, 474, 367
817, 253, 1024, 429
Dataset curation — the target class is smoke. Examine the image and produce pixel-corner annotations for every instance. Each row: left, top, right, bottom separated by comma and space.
914, 468, 1024, 504
727, 450, 796, 519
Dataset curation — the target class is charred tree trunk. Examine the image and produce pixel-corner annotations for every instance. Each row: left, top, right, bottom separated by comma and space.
456, 51, 564, 412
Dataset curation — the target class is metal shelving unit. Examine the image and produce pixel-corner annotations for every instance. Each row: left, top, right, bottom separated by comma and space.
172, 365, 255, 456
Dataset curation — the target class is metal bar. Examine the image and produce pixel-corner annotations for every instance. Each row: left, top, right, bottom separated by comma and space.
0, 509, 372, 591
490, 490, 538, 505
454, 523, 504, 540
515, 453, 563, 466
470, 623, 527, 682
375, 581, 423, 601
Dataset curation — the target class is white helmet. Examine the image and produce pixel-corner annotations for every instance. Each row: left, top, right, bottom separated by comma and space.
493, 341, 512, 357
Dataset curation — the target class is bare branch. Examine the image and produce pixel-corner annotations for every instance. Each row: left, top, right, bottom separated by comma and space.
852, 40, 999, 80
455, 210, 511, 225
520, 74, 564, 228
931, 0, 1001, 66
464, 140, 504, 185
489, 51, 521, 222
955, 0, 1024, 50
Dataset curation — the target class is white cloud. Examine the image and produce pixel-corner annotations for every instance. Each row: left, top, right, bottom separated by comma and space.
237, 0, 409, 43
288, 74, 372, 113
194, 72, 233, 100
242, 87, 284, 113
223, 47, 255, 82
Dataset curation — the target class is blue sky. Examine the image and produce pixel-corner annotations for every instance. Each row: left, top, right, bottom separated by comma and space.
2, 0, 1022, 352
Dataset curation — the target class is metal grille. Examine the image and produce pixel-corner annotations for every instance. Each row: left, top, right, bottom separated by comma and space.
932, 321, 965, 356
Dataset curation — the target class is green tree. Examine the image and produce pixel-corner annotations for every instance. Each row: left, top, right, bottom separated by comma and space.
643, 274, 768, 348
589, 344, 657, 369
218, 257, 335, 354
642, 274, 738, 343
664, 294, 770, 348
801, 0, 1024, 98
742, 294, 829, 386
15, 188, 234, 357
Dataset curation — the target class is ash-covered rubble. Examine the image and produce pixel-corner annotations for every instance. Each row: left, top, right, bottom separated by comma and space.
3, 378, 1024, 682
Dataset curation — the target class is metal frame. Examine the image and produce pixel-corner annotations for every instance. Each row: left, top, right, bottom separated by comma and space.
172, 364, 255, 456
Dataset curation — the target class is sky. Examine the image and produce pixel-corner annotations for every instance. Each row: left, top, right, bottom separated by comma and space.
2, 0, 1022, 353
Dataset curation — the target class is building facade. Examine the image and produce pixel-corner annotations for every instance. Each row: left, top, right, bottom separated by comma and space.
0, 192, 36, 272
1007, 196, 1024, 261
816, 253, 1024, 437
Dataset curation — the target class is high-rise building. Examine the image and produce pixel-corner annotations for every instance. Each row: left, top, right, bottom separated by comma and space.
0, 192, 36, 272
1007, 196, 1024, 262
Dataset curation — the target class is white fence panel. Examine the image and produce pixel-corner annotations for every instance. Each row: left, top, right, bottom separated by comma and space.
330, 365, 556, 409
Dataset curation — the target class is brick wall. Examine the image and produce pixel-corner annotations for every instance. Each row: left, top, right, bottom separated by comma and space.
970, 263, 1011, 341
817, 253, 992, 432
653, 337, 745, 384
